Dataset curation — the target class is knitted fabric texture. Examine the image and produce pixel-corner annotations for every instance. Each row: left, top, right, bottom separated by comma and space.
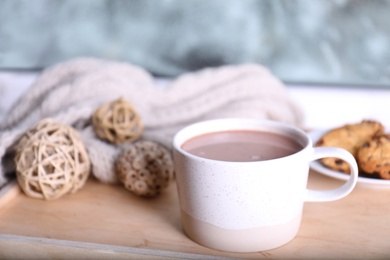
0, 58, 303, 186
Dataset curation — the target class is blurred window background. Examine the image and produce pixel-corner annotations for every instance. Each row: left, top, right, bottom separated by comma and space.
0, 0, 389, 87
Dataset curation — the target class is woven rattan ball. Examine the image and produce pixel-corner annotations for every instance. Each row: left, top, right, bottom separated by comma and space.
92, 97, 143, 144
14, 119, 90, 200
116, 140, 174, 197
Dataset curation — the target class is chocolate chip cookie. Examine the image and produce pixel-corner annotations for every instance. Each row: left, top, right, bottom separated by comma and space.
315, 120, 384, 173
357, 134, 390, 179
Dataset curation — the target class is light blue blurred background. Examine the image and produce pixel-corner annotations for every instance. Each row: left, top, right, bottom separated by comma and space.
0, 0, 389, 86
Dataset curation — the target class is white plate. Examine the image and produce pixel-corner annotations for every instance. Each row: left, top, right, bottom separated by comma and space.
308, 129, 390, 188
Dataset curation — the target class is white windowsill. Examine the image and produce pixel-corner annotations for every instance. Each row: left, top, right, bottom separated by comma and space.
287, 85, 390, 129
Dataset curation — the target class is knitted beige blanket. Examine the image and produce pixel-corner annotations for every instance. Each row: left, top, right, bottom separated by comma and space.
0, 58, 303, 186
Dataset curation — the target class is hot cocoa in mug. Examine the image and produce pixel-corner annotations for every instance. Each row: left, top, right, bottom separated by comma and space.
173, 118, 358, 252
181, 130, 302, 162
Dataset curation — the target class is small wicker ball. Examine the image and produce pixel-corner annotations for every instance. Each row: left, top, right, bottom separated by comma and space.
92, 97, 143, 144
116, 140, 174, 197
14, 119, 90, 200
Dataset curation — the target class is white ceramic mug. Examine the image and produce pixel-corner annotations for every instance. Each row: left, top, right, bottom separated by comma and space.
172, 118, 358, 252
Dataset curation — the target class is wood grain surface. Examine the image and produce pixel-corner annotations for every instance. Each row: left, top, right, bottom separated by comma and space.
0, 170, 389, 259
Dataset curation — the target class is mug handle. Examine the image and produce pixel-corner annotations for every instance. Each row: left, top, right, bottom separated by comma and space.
306, 146, 359, 202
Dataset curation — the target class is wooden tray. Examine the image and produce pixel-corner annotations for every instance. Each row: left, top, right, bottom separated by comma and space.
1, 170, 389, 259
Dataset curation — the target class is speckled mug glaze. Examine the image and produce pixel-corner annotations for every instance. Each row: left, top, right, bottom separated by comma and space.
173, 118, 358, 252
